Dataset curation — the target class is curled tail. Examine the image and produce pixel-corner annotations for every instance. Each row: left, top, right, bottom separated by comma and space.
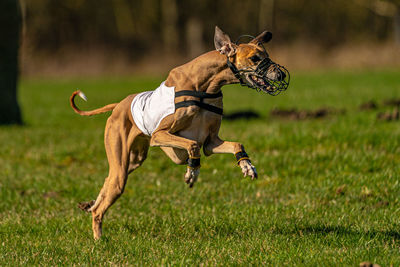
70, 90, 118, 116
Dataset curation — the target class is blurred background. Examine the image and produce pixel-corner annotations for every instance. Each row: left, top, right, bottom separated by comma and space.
19, 0, 400, 77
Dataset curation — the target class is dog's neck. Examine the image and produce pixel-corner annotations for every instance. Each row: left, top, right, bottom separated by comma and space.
165, 50, 238, 94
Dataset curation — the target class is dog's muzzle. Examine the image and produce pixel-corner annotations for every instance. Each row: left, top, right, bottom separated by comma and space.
227, 57, 290, 96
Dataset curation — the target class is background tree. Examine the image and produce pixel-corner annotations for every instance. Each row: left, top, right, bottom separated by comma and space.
0, 0, 22, 124
22, 0, 396, 57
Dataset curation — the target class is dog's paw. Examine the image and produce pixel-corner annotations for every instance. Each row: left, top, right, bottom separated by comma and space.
239, 160, 258, 180
184, 167, 200, 188
78, 200, 95, 212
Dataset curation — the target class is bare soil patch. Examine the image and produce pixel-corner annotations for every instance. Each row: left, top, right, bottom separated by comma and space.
270, 107, 345, 120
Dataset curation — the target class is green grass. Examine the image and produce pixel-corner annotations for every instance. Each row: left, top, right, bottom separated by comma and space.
0, 69, 399, 265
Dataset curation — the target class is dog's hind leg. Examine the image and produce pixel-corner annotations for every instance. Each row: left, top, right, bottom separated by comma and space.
128, 136, 149, 174
87, 113, 143, 240
90, 122, 130, 239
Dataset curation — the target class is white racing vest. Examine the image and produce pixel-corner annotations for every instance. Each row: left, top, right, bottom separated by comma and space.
130, 81, 175, 136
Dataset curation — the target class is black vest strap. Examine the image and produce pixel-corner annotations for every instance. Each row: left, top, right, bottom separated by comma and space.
175, 90, 223, 115
175, 90, 222, 99
175, 100, 223, 115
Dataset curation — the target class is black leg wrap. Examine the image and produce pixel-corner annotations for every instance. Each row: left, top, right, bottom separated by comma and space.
235, 151, 250, 165
187, 157, 201, 169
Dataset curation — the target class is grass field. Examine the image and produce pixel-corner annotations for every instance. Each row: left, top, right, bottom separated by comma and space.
0, 69, 399, 265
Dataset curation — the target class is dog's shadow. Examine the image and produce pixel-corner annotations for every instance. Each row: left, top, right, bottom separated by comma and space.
119, 217, 400, 242
271, 223, 400, 241
223, 110, 261, 121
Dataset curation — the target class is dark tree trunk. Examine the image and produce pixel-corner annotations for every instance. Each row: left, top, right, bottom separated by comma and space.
161, 0, 179, 54
395, 5, 400, 44
0, 0, 22, 125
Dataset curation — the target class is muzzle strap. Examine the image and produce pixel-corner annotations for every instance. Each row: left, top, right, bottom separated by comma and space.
227, 58, 247, 86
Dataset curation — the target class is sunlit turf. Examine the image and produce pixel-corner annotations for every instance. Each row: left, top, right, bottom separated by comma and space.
0, 69, 399, 265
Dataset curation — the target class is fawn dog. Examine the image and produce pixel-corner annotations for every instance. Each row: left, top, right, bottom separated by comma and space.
70, 26, 289, 239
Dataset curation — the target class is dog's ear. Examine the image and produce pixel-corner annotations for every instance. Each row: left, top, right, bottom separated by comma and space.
250, 31, 272, 45
214, 26, 237, 57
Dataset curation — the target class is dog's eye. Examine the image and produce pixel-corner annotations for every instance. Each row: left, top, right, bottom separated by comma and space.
250, 55, 261, 63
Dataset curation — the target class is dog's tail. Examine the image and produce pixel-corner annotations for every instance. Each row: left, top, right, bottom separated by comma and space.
70, 90, 118, 116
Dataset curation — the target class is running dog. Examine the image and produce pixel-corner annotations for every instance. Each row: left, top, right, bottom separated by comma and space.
70, 26, 289, 240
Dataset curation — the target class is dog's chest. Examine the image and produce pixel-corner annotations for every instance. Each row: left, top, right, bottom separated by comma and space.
178, 108, 222, 146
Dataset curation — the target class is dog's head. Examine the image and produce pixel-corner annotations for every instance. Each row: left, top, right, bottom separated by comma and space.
214, 26, 289, 95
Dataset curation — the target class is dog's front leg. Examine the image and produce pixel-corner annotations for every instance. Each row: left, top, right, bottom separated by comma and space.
204, 136, 257, 179
150, 131, 201, 187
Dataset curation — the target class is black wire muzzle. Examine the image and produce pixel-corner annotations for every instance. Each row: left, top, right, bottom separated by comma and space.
226, 35, 290, 96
